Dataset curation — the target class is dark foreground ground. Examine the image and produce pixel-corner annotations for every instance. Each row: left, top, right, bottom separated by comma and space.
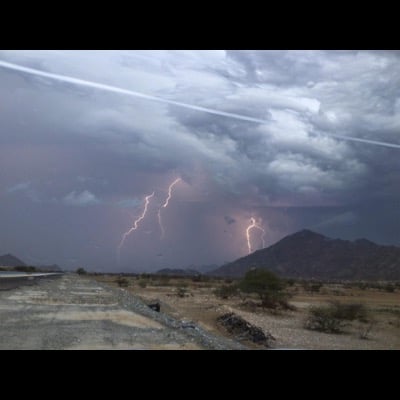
0, 274, 245, 350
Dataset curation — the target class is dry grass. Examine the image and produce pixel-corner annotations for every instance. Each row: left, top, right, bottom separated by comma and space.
93, 274, 400, 350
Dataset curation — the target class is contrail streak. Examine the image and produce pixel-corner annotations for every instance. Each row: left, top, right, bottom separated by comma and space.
117, 192, 154, 259
158, 178, 181, 239
246, 217, 266, 254
1, 59, 400, 150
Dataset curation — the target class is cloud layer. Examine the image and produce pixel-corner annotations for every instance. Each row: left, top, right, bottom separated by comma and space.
0, 50, 399, 271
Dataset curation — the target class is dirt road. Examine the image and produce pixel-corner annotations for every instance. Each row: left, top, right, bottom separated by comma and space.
0, 274, 245, 350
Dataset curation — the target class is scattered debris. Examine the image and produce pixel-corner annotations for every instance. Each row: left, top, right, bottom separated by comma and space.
217, 312, 275, 347
148, 302, 160, 312
180, 320, 197, 330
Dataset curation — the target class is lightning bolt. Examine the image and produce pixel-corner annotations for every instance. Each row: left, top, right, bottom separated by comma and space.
117, 192, 154, 260
246, 217, 266, 254
158, 178, 182, 239
157, 208, 165, 239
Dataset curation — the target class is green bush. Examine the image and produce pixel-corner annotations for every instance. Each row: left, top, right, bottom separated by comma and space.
305, 306, 347, 333
384, 284, 395, 293
138, 280, 147, 288
330, 301, 368, 321
239, 268, 288, 309
115, 277, 129, 287
305, 302, 369, 333
192, 275, 211, 283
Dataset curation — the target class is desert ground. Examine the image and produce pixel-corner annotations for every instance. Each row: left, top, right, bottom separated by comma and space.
1, 272, 399, 350
94, 274, 400, 350
0, 273, 243, 350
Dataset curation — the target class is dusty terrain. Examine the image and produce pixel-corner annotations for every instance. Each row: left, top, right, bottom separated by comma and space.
94, 275, 400, 350
0, 274, 244, 350
1, 272, 398, 350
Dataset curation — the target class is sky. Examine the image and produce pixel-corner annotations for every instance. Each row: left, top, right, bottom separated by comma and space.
0, 50, 399, 272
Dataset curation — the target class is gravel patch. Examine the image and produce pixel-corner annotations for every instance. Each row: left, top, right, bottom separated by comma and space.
0, 274, 246, 350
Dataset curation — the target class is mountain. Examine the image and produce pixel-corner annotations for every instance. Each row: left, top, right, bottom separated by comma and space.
155, 268, 201, 276
211, 230, 400, 281
0, 254, 26, 267
183, 264, 219, 273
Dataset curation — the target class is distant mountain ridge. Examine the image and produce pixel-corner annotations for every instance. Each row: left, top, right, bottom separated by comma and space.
211, 230, 400, 281
0, 254, 62, 272
0, 254, 26, 267
155, 268, 200, 276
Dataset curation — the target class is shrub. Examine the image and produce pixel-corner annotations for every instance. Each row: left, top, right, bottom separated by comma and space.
213, 284, 239, 299
192, 275, 211, 283
138, 280, 147, 288
115, 277, 129, 287
305, 302, 369, 333
384, 284, 395, 293
359, 321, 375, 340
176, 286, 188, 298
310, 283, 323, 294
238, 269, 289, 309
330, 301, 368, 321
305, 306, 347, 333
76, 267, 87, 275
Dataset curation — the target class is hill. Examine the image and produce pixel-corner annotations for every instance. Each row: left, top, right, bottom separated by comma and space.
211, 230, 400, 281
155, 268, 201, 276
0, 254, 26, 267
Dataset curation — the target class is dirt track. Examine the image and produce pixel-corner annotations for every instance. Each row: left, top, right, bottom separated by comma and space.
0, 274, 245, 350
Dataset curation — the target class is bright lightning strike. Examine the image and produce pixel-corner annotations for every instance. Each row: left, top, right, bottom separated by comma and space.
158, 178, 182, 239
117, 192, 154, 259
246, 217, 266, 254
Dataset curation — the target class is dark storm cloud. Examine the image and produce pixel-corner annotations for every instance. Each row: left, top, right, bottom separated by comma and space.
0, 50, 399, 271
224, 216, 236, 225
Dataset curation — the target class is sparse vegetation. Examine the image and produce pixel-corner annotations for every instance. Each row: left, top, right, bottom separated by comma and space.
138, 279, 147, 288
385, 284, 396, 293
305, 305, 347, 333
238, 269, 289, 309
359, 321, 375, 340
191, 275, 211, 283
176, 286, 188, 298
213, 284, 239, 299
305, 302, 369, 334
15, 265, 36, 273
115, 277, 129, 287
91, 273, 400, 349
330, 301, 368, 322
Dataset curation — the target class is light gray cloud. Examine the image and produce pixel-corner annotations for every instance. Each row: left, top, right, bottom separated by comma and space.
7, 181, 32, 193
63, 190, 100, 206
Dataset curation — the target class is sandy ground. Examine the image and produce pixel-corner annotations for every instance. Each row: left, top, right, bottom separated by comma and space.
97, 276, 400, 350
0, 274, 244, 350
